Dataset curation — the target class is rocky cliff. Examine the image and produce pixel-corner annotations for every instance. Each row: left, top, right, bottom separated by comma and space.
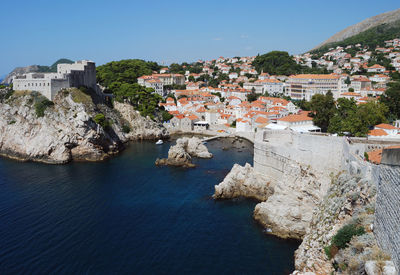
215, 131, 398, 274
312, 8, 400, 51
294, 173, 383, 274
0, 88, 168, 164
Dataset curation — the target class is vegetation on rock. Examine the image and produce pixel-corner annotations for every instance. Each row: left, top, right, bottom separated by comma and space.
93, 113, 111, 129
34, 96, 54, 117
96, 60, 170, 121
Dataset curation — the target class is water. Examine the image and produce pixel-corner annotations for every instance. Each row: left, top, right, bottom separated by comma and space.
0, 139, 299, 274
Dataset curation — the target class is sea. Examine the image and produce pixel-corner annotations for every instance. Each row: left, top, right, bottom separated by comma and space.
0, 138, 299, 274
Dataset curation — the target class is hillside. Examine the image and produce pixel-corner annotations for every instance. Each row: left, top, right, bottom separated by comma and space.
311, 8, 400, 52
1, 58, 74, 85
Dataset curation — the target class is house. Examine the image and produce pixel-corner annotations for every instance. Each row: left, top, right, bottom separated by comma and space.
254, 116, 269, 128
193, 121, 209, 131
205, 110, 218, 125
229, 72, 238, 79
277, 111, 320, 132
368, 123, 400, 140
340, 92, 362, 100
227, 96, 242, 106
369, 74, 390, 83
374, 123, 399, 135
236, 118, 252, 132
366, 64, 386, 73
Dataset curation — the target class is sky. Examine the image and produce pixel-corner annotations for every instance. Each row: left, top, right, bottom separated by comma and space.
0, 0, 399, 77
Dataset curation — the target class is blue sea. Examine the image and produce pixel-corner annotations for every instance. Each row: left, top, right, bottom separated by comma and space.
0, 138, 299, 274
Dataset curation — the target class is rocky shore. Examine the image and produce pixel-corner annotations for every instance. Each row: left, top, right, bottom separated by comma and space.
0, 88, 168, 164
155, 137, 212, 167
213, 163, 395, 274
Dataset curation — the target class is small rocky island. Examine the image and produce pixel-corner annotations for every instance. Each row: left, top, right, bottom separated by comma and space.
155, 137, 212, 168
0, 87, 168, 164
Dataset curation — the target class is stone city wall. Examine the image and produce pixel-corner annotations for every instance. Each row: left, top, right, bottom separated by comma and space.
374, 149, 400, 271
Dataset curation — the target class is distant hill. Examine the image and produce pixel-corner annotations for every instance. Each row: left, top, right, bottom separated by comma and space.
311, 8, 400, 53
1, 58, 74, 85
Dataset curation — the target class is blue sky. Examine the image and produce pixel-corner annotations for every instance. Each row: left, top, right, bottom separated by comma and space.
0, 0, 399, 76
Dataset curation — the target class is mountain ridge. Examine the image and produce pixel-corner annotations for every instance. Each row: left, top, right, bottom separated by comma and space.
311, 8, 400, 51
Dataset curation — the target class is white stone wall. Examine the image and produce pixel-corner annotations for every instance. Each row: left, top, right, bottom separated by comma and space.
254, 131, 344, 180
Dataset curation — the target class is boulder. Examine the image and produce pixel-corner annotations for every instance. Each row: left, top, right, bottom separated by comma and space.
213, 163, 273, 201
155, 137, 212, 168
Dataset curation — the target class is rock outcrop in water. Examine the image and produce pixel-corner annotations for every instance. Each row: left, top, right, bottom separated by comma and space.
0, 88, 168, 164
213, 163, 273, 201
214, 161, 326, 239
155, 137, 212, 168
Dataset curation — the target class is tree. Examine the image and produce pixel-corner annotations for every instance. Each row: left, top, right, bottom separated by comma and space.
96, 59, 160, 87
344, 76, 351, 85
108, 82, 164, 120
328, 98, 357, 134
328, 99, 388, 136
188, 75, 195, 82
379, 81, 400, 120
247, 88, 259, 102
309, 91, 336, 132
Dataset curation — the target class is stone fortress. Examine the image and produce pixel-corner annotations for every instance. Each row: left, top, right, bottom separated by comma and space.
12, 60, 97, 100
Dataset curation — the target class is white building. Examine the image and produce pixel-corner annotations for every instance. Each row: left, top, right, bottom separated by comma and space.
286, 74, 346, 101
13, 60, 97, 100
277, 112, 320, 132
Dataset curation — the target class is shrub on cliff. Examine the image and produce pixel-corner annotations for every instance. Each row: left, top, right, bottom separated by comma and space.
93, 113, 112, 129
34, 97, 54, 117
333, 223, 365, 249
324, 223, 366, 259
122, 125, 131, 133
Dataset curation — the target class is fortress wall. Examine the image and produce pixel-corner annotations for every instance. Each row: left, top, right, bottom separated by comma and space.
254, 130, 399, 270
254, 130, 344, 181
374, 148, 400, 271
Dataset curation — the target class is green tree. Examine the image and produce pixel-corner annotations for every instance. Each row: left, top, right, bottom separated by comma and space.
96, 59, 160, 88
380, 81, 400, 120
309, 91, 336, 132
328, 98, 357, 134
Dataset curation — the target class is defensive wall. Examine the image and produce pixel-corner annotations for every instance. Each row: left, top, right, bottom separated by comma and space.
254, 130, 400, 271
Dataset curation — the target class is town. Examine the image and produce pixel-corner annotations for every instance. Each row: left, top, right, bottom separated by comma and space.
132, 38, 400, 140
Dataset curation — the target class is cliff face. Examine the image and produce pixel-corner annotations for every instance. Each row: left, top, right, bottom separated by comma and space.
312, 8, 400, 50
253, 162, 329, 239
0, 88, 168, 164
294, 173, 378, 274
